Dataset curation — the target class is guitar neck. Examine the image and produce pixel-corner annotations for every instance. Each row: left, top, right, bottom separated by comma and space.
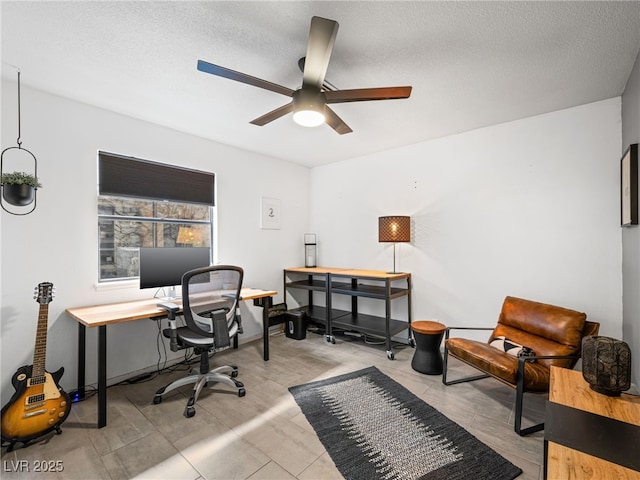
32, 303, 49, 379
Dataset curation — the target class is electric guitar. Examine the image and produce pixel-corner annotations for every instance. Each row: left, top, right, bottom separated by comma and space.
1, 282, 71, 449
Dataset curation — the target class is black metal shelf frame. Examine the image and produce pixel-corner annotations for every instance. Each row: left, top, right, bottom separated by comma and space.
283, 269, 412, 360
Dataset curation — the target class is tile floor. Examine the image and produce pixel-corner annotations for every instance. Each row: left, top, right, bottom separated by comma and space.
1, 330, 545, 479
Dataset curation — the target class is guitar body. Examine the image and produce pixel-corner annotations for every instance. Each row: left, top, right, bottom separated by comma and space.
1, 282, 71, 450
1, 364, 71, 444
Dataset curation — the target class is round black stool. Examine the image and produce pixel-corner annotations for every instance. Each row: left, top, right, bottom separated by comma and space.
411, 321, 446, 375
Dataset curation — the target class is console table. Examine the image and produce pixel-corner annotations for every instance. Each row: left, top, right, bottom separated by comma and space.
545, 366, 640, 479
283, 267, 412, 360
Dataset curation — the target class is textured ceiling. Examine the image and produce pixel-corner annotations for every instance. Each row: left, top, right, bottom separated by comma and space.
2, 1, 640, 167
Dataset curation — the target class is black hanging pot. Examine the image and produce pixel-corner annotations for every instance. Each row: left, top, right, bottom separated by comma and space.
2, 183, 35, 206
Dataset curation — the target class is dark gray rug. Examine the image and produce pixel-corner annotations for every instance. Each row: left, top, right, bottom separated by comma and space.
289, 366, 522, 480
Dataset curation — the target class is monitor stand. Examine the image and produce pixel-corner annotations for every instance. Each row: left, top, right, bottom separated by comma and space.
155, 286, 181, 301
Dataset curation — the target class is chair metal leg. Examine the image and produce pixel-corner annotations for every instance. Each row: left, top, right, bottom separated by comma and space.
192, 375, 209, 403
155, 374, 200, 397
153, 364, 245, 415
204, 372, 244, 390
442, 344, 490, 385
514, 357, 544, 436
210, 365, 237, 376
443, 344, 543, 436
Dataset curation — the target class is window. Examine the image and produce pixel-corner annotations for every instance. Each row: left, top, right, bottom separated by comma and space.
97, 152, 215, 282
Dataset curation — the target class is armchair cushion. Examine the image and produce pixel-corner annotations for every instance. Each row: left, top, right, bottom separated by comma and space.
447, 338, 550, 390
492, 296, 586, 370
497, 296, 586, 348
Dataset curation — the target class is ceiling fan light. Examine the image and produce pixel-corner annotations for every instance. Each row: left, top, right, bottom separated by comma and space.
292, 88, 327, 127
293, 109, 325, 127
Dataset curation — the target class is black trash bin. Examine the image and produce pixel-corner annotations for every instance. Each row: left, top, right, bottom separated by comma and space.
284, 310, 308, 340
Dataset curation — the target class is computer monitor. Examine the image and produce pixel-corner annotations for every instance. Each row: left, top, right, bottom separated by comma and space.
139, 247, 210, 299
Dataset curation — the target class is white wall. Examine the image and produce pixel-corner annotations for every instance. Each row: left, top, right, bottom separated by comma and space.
622, 49, 640, 388
0, 80, 310, 404
0, 79, 627, 406
309, 98, 623, 341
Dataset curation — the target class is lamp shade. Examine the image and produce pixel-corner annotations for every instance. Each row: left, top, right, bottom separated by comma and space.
379, 216, 411, 243
581, 336, 632, 397
177, 227, 203, 246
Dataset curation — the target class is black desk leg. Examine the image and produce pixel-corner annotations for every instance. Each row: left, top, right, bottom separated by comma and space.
254, 296, 273, 361
98, 325, 107, 428
77, 323, 86, 400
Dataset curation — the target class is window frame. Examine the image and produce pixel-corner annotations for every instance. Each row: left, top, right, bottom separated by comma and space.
97, 151, 216, 284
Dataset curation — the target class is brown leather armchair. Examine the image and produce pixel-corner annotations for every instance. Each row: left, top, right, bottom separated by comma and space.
442, 296, 599, 436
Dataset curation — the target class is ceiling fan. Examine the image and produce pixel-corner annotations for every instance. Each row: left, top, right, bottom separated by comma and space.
197, 16, 412, 134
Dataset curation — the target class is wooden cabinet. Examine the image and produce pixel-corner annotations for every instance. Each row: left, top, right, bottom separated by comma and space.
545, 366, 640, 479
283, 267, 412, 359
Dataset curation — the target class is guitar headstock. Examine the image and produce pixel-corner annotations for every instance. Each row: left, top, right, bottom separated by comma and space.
34, 282, 54, 305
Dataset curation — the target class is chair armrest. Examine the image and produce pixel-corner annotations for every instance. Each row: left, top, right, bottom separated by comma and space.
518, 354, 580, 367
516, 355, 580, 398
157, 302, 180, 350
157, 302, 180, 316
517, 354, 581, 384
444, 326, 494, 340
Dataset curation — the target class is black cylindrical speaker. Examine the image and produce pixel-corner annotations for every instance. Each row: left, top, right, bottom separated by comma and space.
581, 336, 632, 397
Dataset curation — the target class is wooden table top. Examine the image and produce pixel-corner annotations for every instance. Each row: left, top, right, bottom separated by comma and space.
285, 266, 410, 279
549, 366, 640, 426
66, 287, 277, 328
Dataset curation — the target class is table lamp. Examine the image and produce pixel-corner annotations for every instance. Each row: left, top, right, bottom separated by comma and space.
378, 216, 411, 273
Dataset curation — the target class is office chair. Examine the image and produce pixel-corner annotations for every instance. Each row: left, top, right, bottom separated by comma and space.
153, 265, 246, 418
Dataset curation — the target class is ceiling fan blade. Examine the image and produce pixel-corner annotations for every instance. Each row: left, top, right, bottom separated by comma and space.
298, 57, 337, 91
325, 86, 412, 104
250, 103, 294, 126
197, 60, 294, 97
324, 106, 353, 135
302, 17, 339, 89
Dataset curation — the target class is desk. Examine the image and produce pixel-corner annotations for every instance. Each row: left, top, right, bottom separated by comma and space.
545, 366, 640, 479
66, 288, 276, 428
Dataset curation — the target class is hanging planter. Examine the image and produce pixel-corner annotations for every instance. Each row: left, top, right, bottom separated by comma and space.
1, 171, 42, 206
1, 68, 41, 216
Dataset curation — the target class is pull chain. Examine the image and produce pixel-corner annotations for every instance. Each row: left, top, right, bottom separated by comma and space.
16, 69, 22, 149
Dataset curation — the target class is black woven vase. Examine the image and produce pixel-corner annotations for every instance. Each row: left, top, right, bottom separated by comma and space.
581, 336, 631, 397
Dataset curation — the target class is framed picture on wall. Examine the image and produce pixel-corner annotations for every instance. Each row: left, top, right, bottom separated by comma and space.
621, 143, 638, 226
260, 196, 281, 229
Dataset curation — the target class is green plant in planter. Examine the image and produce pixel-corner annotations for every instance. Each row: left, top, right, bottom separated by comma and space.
1, 171, 42, 207
0, 171, 42, 188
